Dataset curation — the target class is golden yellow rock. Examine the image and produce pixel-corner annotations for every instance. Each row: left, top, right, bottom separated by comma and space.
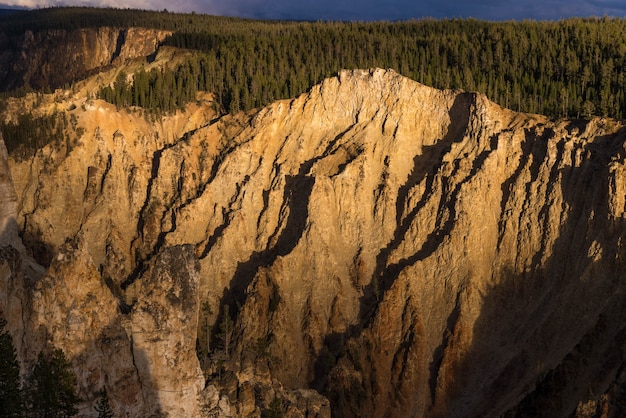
2, 67, 626, 417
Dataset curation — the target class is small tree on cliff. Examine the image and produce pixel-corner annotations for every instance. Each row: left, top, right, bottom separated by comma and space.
94, 388, 114, 418
0, 316, 25, 417
209, 305, 234, 380
202, 301, 213, 356
218, 305, 234, 356
27, 349, 81, 417
262, 397, 284, 418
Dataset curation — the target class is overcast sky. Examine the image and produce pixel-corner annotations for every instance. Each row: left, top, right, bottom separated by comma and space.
2, 0, 626, 21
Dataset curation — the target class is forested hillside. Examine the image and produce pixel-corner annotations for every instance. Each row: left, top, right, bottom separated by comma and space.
2, 7, 626, 118
162, 18, 626, 118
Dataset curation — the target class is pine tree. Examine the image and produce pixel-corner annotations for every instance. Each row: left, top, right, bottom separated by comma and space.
113, 71, 129, 107
0, 316, 24, 417
27, 349, 81, 418
219, 305, 234, 356
94, 388, 114, 418
263, 397, 284, 418
202, 301, 213, 356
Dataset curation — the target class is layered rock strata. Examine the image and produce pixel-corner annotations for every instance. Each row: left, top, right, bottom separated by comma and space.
0, 27, 170, 91
1, 68, 625, 417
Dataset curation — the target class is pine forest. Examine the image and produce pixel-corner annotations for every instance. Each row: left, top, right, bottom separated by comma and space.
1, 7, 626, 118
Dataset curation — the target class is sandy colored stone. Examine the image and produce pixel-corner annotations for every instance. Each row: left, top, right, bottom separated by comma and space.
2, 64, 626, 417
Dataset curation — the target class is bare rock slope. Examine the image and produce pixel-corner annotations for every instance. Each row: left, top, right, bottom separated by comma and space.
3, 68, 626, 417
0, 27, 170, 91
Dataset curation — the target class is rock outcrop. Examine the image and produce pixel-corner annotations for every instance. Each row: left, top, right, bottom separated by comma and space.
128, 244, 204, 417
0, 27, 170, 91
0, 133, 23, 251
2, 67, 626, 417
29, 235, 144, 416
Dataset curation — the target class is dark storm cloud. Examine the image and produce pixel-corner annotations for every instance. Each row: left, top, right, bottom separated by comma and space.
195, 0, 626, 20
4, 0, 626, 20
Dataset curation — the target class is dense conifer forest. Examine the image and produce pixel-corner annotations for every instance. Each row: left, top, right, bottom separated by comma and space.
2, 7, 626, 118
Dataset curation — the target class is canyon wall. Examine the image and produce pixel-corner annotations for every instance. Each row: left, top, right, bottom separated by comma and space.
1, 67, 626, 417
0, 27, 170, 91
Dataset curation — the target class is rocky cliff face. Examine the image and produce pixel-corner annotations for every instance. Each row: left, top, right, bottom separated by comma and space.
0, 27, 170, 91
2, 67, 626, 417
0, 133, 23, 251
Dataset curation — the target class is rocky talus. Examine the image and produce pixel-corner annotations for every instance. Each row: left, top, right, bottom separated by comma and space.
2, 68, 626, 417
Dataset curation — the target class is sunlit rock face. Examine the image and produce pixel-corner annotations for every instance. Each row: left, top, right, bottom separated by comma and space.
128, 244, 204, 417
2, 67, 626, 417
28, 235, 144, 417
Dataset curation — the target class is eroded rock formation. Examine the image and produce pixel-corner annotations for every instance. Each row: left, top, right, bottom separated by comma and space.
0, 27, 170, 91
1, 67, 626, 417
